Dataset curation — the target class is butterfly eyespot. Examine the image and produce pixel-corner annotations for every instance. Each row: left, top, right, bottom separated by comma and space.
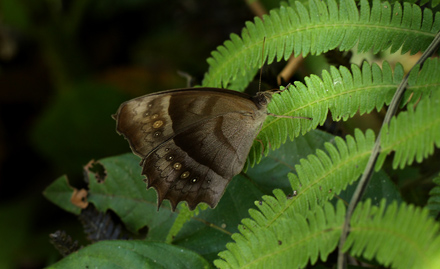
166, 155, 174, 161
180, 171, 190, 179
153, 131, 161, 137
191, 177, 198, 183
152, 114, 159, 119
165, 148, 170, 152
173, 162, 182, 170
153, 120, 163, 128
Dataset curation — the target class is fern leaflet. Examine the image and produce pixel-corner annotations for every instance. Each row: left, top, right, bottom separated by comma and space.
202, 0, 440, 88
378, 89, 440, 170
247, 56, 440, 166
247, 61, 400, 166
344, 199, 440, 268
404, 57, 440, 105
248, 129, 374, 231
427, 173, 440, 219
214, 201, 345, 268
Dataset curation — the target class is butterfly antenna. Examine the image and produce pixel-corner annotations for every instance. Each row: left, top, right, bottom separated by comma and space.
258, 37, 266, 92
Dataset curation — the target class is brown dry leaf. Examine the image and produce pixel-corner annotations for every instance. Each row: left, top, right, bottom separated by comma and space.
71, 188, 89, 209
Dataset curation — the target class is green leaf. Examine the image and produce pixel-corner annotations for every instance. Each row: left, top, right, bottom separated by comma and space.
43, 175, 81, 215
246, 129, 337, 193
172, 173, 265, 263
165, 203, 208, 244
247, 129, 375, 231
55, 130, 334, 264
427, 173, 440, 219
404, 57, 440, 106
212, 129, 382, 267
47, 240, 209, 269
247, 61, 404, 166
379, 90, 440, 170
215, 201, 346, 268
86, 153, 177, 241
345, 199, 440, 268
83, 153, 266, 263
202, 0, 440, 88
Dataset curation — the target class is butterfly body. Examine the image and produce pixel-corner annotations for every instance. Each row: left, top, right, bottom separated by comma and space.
113, 88, 272, 210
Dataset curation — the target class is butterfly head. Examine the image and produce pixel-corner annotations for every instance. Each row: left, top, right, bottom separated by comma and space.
253, 91, 274, 109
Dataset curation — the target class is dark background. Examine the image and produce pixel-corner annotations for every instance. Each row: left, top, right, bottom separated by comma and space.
0, 1, 267, 267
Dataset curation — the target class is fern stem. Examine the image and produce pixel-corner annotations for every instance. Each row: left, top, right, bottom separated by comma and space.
337, 31, 440, 269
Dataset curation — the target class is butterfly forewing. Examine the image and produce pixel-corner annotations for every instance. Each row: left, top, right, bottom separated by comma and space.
115, 93, 174, 157
113, 88, 270, 210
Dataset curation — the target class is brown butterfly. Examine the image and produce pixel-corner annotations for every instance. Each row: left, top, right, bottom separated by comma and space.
113, 87, 304, 211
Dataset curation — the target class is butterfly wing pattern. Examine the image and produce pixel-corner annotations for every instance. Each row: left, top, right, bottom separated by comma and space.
113, 88, 271, 210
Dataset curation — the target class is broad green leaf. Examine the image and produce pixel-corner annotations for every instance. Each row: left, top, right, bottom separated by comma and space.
47, 241, 209, 269
86, 153, 177, 241
43, 175, 81, 215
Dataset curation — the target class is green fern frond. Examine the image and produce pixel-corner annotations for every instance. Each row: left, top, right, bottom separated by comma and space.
249, 129, 374, 230
227, 66, 260, 91
202, 0, 440, 88
417, 0, 440, 8
248, 56, 440, 166
427, 173, 440, 219
344, 199, 440, 268
378, 90, 440, 170
214, 201, 345, 268
247, 61, 402, 166
404, 57, 440, 106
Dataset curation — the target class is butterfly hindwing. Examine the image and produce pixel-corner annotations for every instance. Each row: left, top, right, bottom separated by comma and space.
143, 111, 266, 210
